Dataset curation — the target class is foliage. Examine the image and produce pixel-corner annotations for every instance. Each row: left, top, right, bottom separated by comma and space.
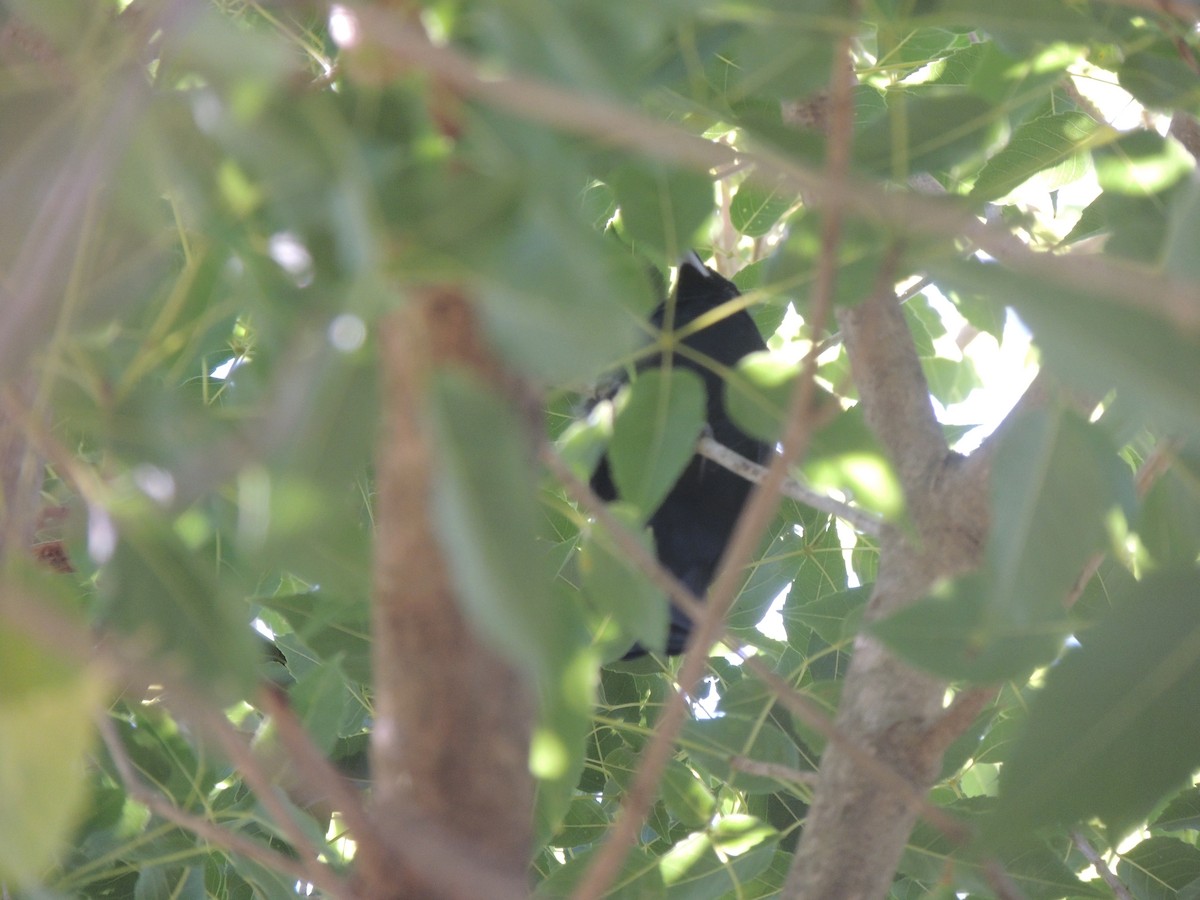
1, 0, 1199, 897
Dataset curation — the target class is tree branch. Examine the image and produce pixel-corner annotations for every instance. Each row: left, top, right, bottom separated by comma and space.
696, 436, 883, 536
785, 116, 992, 900
371, 290, 536, 898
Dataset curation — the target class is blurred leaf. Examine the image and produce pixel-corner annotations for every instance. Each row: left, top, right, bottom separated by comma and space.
0, 624, 103, 886
1093, 131, 1193, 197
1118, 46, 1200, 111
855, 92, 997, 177
984, 569, 1200, 843
661, 837, 777, 899
535, 845, 664, 898
876, 408, 1134, 681
99, 507, 258, 696
1161, 174, 1200, 282
1138, 462, 1200, 567
428, 370, 566, 677
609, 368, 706, 516
933, 0, 1107, 54
988, 408, 1133, 618
611, 163, 713, 264
725, 351, 799, 444
579, 505, 669, 650
730, 181, 794, 238
476, 221, 648, 382
1116, 837, 1200, 899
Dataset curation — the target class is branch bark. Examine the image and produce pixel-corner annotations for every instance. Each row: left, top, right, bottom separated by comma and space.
785, 266, 991, 899
370, 290, 535, 898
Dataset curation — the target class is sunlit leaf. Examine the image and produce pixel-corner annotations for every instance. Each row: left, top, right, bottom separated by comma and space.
971, 111, 1104, 202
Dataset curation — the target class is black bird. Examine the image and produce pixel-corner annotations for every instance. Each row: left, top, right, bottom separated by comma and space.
591, 252, 770, 657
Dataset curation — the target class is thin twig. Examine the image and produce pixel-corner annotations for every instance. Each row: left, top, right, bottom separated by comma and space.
1072, 830, 1133, 900
730, 756, 819, 785
188, 704, 337, 877
696, 436, 884, 536
739, 655, 973, 843
96, 713, 355, 899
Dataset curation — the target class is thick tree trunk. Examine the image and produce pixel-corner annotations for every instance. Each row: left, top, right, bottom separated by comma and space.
369, 290, 535, 898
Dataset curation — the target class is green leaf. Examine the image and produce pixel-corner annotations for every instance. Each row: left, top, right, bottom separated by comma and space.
1152, 787, 1200, 833
99, 508, 258, 697
660, 837, 777, 899
609, 368, 706, 516
428, 369, 566, 677
1138, 462, 1200, 567
855, 92, 997, 177
730, 181, 794, 238
1161, 175, 1200, 281
477, 222, 649, 382
984, 569, 1200, 843
1093, 131, 1193, 197
988, 408, 1133, 618
683, 717, 801, 794
660, 759, 716, 828
579, 505, 668, 650
611, 163, 713, 264
0, 624, 102, 886
877, 408, 1134, 681
535, 845, 664, 898
1117, 837, 1200, 899
784, 586, 868, 648
970, 112, 1104, 202
258, 591, 372, 684
286, 660, 353, 756
871, 574, 1062, 683
724, 351, 799, 444
902, 820, 1104, 898
1119, 48, 1200, 110
552, 796, 610, 848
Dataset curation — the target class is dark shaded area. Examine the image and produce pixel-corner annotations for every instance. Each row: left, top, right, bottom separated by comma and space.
592, 253, 770, 656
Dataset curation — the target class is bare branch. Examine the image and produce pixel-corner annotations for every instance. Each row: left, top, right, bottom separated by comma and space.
696, 436, 884, 536
836, 248, 948, 496
1073, 830, 1133, 900
729, 756, 819, 785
